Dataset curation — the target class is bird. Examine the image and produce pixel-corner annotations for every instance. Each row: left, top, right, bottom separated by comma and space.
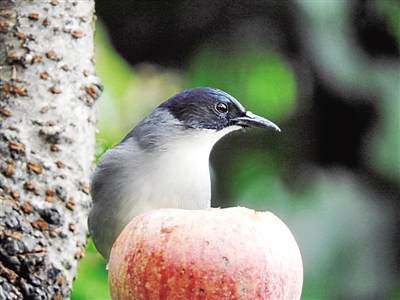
88, 87, 280, 260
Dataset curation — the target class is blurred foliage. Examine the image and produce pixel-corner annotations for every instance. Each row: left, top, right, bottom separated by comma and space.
188, 44, 296, 121
366, 72, 400, 181
92, 21, 134, 152
72, 240, 110, 300
359, 0, 400, 182
376, 0, 400, 42
93, 21, 185, 155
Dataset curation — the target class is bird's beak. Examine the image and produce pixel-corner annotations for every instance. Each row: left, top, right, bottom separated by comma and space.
231, 111, 281, 132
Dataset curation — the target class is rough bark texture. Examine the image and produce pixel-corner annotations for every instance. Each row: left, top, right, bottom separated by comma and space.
0, 0, 100, 299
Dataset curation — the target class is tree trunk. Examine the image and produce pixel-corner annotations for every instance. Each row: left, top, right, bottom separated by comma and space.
0, 0, 100, 299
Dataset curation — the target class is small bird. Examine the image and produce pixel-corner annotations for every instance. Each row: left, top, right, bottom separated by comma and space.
88, 87, 280, 260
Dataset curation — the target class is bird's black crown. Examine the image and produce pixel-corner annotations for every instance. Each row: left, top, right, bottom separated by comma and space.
159, 87, 247, 131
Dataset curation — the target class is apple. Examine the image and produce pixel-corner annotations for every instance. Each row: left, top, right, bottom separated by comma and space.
108, 207, 303, 299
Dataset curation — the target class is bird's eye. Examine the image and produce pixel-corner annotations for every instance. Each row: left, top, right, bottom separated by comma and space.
216, 102, 228, 114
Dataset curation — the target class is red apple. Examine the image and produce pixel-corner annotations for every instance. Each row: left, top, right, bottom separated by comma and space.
108, 207, 303, 299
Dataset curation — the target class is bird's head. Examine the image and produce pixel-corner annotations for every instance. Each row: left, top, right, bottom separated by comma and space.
129, 87, 280, 150
159, 87, 281, 132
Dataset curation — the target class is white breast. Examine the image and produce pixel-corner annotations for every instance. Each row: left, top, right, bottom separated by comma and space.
119, 125, 241, 224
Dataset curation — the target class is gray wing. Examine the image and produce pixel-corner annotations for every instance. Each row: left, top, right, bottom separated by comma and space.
88, 138, 145, 260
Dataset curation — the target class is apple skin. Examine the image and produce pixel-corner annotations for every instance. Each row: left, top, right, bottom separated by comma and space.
108, 207, 303, 299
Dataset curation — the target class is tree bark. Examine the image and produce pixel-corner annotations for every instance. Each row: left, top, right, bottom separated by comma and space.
0, 0, 100, 299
